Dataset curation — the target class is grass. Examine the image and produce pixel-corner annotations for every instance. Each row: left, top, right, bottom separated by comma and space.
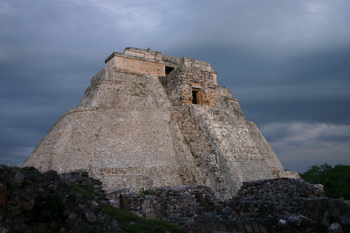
138, 82, 146, 88
131, 82, 148, 97
43, 192, 63, 217
85, 87, 92, 97
66, 180, 181, 232
6, 181, 14, 193
85, 226, 103, 233
183, 136, 191, 146
69, 194, 77, 202
183, 136, 195, 157
101, 204, 181, 233
19, 167, 40, 175
68, 183, 95, 200
2, 207, 12, 219
139, 188, 151, 195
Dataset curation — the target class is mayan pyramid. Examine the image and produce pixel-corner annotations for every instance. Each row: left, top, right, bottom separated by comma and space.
23, 47, 298, 199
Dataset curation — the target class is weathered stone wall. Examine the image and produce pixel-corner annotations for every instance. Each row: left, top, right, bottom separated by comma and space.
190, 104, 280, 198
104, 47, 217, 84
3, 166, 348, 233
106, 178, 350, 233
107, 56, 165, 76
0, 166, 124, 233
168, 106, 227, 199
164, 67, 216, 106
23, 64, 202, 192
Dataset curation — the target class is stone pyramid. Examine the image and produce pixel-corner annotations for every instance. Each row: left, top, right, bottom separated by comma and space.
22, 47, 298, 199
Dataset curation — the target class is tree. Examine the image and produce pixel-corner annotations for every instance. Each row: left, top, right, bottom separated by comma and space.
299, 163, 350, 199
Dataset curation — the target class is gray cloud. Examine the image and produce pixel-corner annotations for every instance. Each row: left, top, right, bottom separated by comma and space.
1, 0, 349, 172
262, 122, 350, 172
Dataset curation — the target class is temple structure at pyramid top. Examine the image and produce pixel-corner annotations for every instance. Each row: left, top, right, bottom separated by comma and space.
23, 47, 299, 199
103, 47, 219, 106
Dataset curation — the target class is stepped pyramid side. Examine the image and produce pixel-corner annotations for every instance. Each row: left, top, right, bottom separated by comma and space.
23, 48, 299, 199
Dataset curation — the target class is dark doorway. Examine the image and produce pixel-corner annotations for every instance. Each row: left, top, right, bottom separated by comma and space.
165, 66, 174, 76
192, 90, 198, 104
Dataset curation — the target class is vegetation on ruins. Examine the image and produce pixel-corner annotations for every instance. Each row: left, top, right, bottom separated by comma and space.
139, 188, 151, 195
299, 163, 350, 199
0, 165, 181, 233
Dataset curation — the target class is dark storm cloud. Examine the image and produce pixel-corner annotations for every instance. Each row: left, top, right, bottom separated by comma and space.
1, 0, 349, 172
243, 98, 350, 126
261, 122, 350, 172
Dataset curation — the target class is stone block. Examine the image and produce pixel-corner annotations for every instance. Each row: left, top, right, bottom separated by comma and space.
21, 200, 35, 211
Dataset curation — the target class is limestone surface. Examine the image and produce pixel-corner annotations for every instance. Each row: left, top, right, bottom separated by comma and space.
22, 47, 299, 198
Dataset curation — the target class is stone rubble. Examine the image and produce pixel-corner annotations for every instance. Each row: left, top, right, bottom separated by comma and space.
107, 178, 350, 233
0, 165, 122, 233
1, 164, 349, 232
108, 185, 221, 232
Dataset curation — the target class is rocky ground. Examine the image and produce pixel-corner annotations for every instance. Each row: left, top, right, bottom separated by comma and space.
108, 179, 350, 233
1, 165, 350, 233
215, 178, 349, 232
0, 165, 181, 233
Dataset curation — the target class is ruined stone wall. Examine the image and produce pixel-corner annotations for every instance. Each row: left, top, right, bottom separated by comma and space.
161, 54, 182, 67
164, 67, 216, 106
106, 56, 165, 76
105, 47, 217, 84
123, 47, 163, 61
106, 178, 350, 233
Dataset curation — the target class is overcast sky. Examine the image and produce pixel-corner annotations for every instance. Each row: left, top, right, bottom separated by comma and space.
1, 0, 349, 173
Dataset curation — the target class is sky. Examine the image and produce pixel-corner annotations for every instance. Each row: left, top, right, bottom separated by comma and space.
1, 0, 349, 173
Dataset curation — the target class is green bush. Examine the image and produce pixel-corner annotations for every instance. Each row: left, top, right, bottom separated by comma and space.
43, 192, 64, 217
101, 204, 181, 233
139, 188, 151, 195
299, 163, 350, 199
6, 181, 14, 193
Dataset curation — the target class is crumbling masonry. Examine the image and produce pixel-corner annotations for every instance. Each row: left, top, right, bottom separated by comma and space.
22, 47, 299, 199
